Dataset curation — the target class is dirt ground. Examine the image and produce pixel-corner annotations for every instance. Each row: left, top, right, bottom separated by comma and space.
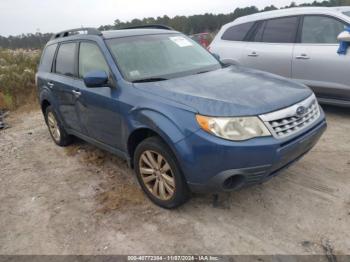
0, 105, 349, 255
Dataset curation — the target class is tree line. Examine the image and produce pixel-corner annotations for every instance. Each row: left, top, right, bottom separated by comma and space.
0, 0, 349, 49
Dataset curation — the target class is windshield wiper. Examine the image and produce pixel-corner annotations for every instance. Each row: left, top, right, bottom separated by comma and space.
132, 77, 168, 83
195, 70, 211, 75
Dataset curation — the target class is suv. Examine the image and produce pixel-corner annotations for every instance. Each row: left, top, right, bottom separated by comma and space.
210, 7, 350, 107
36, 26, 326, 208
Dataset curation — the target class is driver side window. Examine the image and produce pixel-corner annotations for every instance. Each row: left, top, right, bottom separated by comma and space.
79, 42, 110, 78
301, 16, 347, 44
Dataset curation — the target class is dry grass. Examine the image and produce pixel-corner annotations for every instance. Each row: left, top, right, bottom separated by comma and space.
64, 144, 107, 166
0, 48, 41, 110
96, 185, 145, 213
63, 142, 147, 212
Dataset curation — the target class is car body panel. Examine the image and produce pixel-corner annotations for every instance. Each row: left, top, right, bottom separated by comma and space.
292, 43, 350, 101
210, 6, 350, 107
183, 119, 326, 192
210, 40, 247, 66
49, 74, 86, 134
134, 66, 312, 117
74, 81, 123, 149
174, 108, 326, 187
242, 42, 294, 78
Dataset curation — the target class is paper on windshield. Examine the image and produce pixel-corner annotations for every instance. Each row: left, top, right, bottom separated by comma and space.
169, 36, 193, 47
129, 70, 140, 78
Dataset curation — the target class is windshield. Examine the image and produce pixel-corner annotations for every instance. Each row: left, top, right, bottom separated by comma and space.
106, 34, 221, 82
344, 11, 350, 18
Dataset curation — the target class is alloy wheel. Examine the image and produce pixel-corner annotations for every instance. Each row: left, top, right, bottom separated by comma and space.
139, 150, 175, 200
47, 112, 61, 142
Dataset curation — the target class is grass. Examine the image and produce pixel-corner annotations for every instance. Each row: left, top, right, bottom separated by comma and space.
0, 48, 41, 110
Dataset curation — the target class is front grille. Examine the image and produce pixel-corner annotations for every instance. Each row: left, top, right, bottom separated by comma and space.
260, 94, 320, 139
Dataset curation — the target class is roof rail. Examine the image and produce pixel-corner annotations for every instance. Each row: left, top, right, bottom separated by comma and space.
50, 27, 102, 40
122, 24, 174, 31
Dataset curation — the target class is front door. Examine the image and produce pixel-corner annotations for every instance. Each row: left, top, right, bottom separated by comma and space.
75, 41, 123, 149
292, 15, 350, 101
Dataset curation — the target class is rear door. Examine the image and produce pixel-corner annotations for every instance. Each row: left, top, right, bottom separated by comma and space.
37, 43, 58, 95
50, 42, 86, 133
292, 15, 350, 102
210, 22, 255, 65
242, 16, 300, 78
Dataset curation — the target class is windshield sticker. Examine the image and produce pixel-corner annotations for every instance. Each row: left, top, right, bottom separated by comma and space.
129, 70, 140, 77
169, 36, 193, 47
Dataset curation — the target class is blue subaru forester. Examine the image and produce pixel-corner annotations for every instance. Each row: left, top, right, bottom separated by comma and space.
36, 26, 327, 208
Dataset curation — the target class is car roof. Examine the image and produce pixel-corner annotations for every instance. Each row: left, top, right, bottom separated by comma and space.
232, 6, 350, 25
191, 32, 210, 36
46, 28, 179, 46
102, 28, 178, 39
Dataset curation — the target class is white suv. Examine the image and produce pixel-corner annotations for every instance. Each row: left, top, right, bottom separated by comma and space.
210, 7, 350, 107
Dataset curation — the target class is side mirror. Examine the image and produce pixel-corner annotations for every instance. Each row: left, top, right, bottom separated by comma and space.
338, 31, 350, 42
83, 70, 109, 88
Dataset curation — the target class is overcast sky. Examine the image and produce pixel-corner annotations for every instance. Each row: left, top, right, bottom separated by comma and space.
0, 0, 318, 36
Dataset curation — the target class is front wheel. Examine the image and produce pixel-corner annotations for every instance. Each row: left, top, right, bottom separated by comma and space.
134, 137, 190, 209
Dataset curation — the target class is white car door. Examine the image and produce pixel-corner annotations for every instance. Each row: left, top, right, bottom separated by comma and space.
209, 22, 255, 65
292, 15, 350, 103
241, 16, 299, 78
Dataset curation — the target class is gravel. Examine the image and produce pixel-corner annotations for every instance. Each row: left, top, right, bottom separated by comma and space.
0, 105, 349, 255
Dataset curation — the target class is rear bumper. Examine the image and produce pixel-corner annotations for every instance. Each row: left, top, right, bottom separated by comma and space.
175, 116, 327, 193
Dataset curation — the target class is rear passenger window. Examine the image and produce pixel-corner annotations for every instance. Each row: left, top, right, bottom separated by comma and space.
262, 17, 299, 43
253, 22, 265, 42
55, 42, 77, 77
79, 42, 109, 78
221, 22, 254, 41
39, 44, 57, 72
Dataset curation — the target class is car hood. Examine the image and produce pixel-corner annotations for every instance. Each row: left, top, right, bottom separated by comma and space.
134, 66, 313, 116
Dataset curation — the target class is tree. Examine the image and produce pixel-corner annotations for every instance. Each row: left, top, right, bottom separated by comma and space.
0, 0, 346, 49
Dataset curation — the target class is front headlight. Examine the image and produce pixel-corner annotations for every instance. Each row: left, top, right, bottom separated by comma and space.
196, 115, 271, 141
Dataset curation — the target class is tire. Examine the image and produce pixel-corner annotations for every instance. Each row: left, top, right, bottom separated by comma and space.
134, 136, 190, 209
45, 106, 73, 147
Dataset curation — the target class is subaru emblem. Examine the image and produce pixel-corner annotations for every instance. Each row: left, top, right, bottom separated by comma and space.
296, 106, 307, 117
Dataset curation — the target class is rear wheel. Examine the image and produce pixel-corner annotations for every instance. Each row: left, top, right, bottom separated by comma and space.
134, 137, 190, 208
45, 106, 72, 146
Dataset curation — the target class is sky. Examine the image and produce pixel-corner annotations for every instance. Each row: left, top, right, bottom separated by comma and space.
0, 0, 318, 36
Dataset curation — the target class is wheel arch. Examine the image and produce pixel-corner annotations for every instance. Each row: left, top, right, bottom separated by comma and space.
39, 89, 54, 116
127, 127, 175, 168
41, 99, 51, 116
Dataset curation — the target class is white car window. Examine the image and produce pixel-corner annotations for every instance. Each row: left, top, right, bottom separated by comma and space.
221, 22, 255, 41
301, 16, 347, 44
261, 16, 299, 43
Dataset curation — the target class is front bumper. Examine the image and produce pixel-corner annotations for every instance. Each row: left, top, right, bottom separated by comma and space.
174, 114, 327, 193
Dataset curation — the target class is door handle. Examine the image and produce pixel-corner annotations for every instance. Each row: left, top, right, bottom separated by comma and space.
72, 90, 81, 97
296, 54, 310, 60
248, 51, 259, 57
47, 82, 54, 88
